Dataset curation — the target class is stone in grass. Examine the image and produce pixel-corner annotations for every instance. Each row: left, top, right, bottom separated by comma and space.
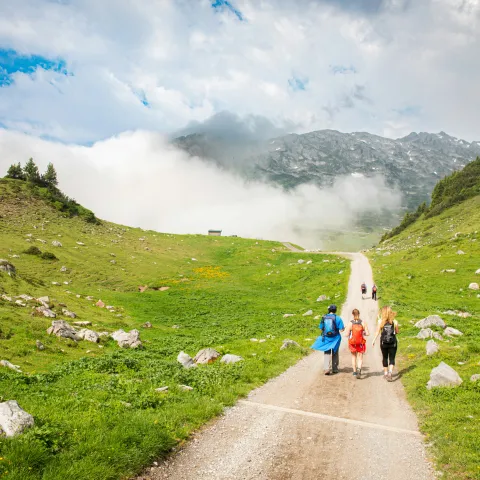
303, 310, 313, 316
280, 339, 300, 350
0, 259, 16, 276
73, 321, 91, 327
96, 300, 105, 308
221, 354, 243, 364
62, 308, 76, 319
470, 374, 480, 382
179, 385, 193, 391
456, 250, 465, 255
416, 328, 434, 339
77, 329, 99, 343
317, 295, 327, 302
60, 266, 68, 272
36, 340, 45, 351
444, 327, 463, 337
111, 329, 142, 349
468, 282, 479, 290
0, 360, 22, 373
47, 320, 80, 341
476, 269, 480, 275
426, 340, 439, 356
0, 401, 34, 437
51, 241, 62, 247
297, 259, 305, 264
36, 306, 56, 318
415, 315, 446, 329
283, 314, 295, 318
194, 348, 221, 365
426, 362, 462, 389
177, 351, 196, 369
143, 321, 152, 328
155, 386, 169, 393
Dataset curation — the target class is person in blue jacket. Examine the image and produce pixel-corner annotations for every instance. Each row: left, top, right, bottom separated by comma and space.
311, 304, 345, 375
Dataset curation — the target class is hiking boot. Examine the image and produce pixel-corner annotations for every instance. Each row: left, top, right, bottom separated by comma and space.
324, 370, 331, 376
352, 371, 357, 377
356, 369, 361, 379
387, 372, 393, 382
332, 370, 339, 374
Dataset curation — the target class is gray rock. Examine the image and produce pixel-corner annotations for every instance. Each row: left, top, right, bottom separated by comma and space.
110, 329, 142, 349
73, 321, 91, 327
0, 259, 16, 276
316, 295, 327, 302
427, 362, 463, 389
1, 294, 12, 302
468, 282, 479, 290
62, 308, 76, 319
36, 306, 56, 318
297, 259, 305, 264
470, 374, 480, 382
60, 266, 68, 272
77, 329, 99, 343
456, 250, 465, 255
221, 354, 243, 364
432, 331, 444, 341
0, 360, 22, 373
155, 386, 169, 393
14, 300, 26, 307
444, 327, 463, 337
36, 340, 45, 351
179, 385, 193, 391
142, 322, 152, 328
47, 320, 80, 341
76, 241, 85, 246
303, 310, 313, 316
415, 315, 446, 329
426, 340, 439, 356
476, 269, 480, 275
283, 314, 295, 318
445, 269, 456, 273
280, 339, 300, 350
0, 401, 34, 437
416, 328, 434, 339
177, 351, 195, 368
194, 348, 221, 364
51, 241, 62, 247
37, 296, 51, 308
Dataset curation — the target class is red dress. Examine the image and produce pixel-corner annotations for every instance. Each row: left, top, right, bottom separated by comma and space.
348, 320, 367, 353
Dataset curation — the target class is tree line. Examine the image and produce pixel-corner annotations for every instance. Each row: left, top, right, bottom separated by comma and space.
6, 158, 58, 188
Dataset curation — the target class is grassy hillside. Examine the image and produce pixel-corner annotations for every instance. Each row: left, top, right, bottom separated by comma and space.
0, 178, 349, 480
368, 194, 480, 479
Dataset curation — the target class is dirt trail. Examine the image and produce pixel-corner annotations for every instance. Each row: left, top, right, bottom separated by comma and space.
142, 252, 434, 480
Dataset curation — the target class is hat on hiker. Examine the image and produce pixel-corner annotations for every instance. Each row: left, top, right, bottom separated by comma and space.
328, 304, 337, 313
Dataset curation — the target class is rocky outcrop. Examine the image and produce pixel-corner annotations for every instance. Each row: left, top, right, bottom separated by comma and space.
0, 401, 34, 437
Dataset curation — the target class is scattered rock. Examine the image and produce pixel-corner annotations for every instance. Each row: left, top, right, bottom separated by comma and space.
314, 315, 321, 320
47, 320, 80, 341
77, 329, 100, 343
96, 300, 105, 308
15, 300, 26, 307
155, 386, 169, 393
159, 286, 170, 291
415, 315, 446, 329
456, 250, 465, 255
73, 321, 91, 327
1, 294, 12, 302
444, 327, 463, 337
110, 260, 116, 264
86, 296, 94, 301
445, 269, 456, 273
36, 340, 45, 351
250, 338, 258, 342
426, 340, 439, 356
432, 331, 444, 341
191, 258, 197, 262
177, 351, 195, 368
143, 321, 152, 328
179, 385, 193, 391
306, 260, 312, 265
0, 400, 34, 437
38, 296, 51, 306
76, 242, 85, 246
468, 282, 479, 290
302, 310, 313, 316
194, 348, 221, 364
470, 374, 480, 382
111, 329, 142, 349
62, 308, 76, 319
297, 259, 305, 264
280, 339, 300, 350
283, 314, 295, 318
51, 282, 61, 286
60, 266, 68, 272
427, 362, 463, 389
475, 269, 480, 275
138, 285, 148, 293
259, 339, 266, 343
36, 306, 56, 318
0, 259, 16, 276
51, 241, 62, 247
221, 354, 243, 364
316, 295, 327, 302
171, 325, 180, 329
416, 328, 434, 340
0, 360, 22, 373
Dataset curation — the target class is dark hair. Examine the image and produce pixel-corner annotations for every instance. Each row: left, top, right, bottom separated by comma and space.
328, 304, 337, 313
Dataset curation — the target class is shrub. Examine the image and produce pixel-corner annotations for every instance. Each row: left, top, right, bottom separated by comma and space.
24, 246, 42, 256
40, 252, 58, 261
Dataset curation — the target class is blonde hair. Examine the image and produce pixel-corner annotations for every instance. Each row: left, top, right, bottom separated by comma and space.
352, 308, 360, 321
379, 306, 397, 330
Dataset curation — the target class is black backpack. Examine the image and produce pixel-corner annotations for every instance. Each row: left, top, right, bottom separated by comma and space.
381, 322, 395, 345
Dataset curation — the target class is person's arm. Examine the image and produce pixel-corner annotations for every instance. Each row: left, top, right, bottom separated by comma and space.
344, 322, 351, 338
363, 323, 370, 336
337, 317, 345, 333
394, 320, 399, 334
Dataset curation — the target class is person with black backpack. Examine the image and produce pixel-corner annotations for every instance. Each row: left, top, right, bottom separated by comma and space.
372, 305, 399, 381
311, 304, 345, 375
372, 284, 377, 301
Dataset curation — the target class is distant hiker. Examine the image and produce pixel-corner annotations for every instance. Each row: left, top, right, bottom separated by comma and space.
344, 308, 369, 378
372, 306, 399, 381
361, 282, 367, 298
311, 304, 345, 375
372, 284, 377, 301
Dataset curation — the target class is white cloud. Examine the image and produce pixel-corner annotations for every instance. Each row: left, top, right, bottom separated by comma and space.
0, 0, 479, 142
0, 129, 401, 248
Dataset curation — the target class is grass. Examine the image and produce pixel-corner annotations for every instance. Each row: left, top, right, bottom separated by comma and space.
0, 178, 349, 479
368, 194, 480, 480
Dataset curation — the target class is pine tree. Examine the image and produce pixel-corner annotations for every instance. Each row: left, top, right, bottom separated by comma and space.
23, 158, 40, 183
43, 162, 58, 187
6, 162, 26, 180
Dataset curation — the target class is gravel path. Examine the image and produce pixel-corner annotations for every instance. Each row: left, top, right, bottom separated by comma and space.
139, 252, 434, 480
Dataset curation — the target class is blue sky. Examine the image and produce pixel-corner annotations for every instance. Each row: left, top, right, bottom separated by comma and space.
0, 0, 479, 144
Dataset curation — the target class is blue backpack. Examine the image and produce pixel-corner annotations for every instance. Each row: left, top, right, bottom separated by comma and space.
322, 313, 338, 338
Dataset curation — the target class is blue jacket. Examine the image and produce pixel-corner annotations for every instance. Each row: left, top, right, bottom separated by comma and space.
311, 314, 345, 352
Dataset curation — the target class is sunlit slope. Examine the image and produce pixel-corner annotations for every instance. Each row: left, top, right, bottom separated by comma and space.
0, 177, 349, 480
368, 194, 480, 479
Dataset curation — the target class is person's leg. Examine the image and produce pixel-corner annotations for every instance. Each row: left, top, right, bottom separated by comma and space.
388, 345, 398, 379
380, 345, 388, 377
357, 352, 364, 371
324, 350, 332, 374
332, 348, 339, 373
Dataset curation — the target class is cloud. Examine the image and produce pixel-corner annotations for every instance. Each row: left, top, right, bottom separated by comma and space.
0, 129, 401, 248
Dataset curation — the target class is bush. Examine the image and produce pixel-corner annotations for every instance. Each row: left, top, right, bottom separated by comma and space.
40, 252, 58, 261
24, 246, 42, 256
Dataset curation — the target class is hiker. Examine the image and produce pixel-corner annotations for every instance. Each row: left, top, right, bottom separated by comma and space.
344, 308, 369, 378
361, 282, 367, 298
311, 304, 345, 375
372, 306, 399, 381
372, 284, 377, 301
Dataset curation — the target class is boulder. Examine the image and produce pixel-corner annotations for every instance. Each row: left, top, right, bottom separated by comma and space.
1, 294, 12, 302
51, 241, 62, 247
456, 250, 465, 255
476, 269, 480, 275
432, 331, 444, 341
444, 327, 463, 337
297, 259, 305, 264
177, 351, 195, 368
77, 329, 99, 343
62, 308, 76, 319
414, 315, 446, 329
142, 321, 152, 328
155, 386, 169, 393
47, 320, 80, 341
0, 401, 34, 437
426, 340, 439, 356
110, 329, 142, 349
280, 339, 300, 350
36, 340, 45, 351
317, 295, 327, 302
426, 362, 462, 389
0, 259, 16, 276
221, 354, 243, 364
0, 360, 22, 373
303, 310, 313, 316
468, 282, 479, 290
15, 300, 26, 307
36, 306, 56, 318
194, 348, 221, 364
470, 374, 480, 382
416, 328, 441, 340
